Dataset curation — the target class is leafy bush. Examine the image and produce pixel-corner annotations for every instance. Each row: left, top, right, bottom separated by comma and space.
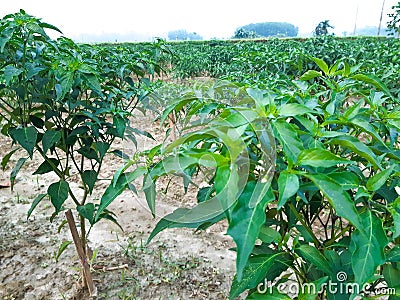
0, 10, 166, 294
128, 57, 400, 299
239, 22, 299, 38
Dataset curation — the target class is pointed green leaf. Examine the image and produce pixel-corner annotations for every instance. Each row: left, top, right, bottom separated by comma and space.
272, 120, 304, 163
9, 127, 38, 158
228, 182, 275, 281
330, 135, 381, 169
77, 203, 95, 225
82, 170, 98, 194
27, 193, 47, 219
47, 180, 69, 213
96, 169, 145, 221
229, 252, 293, 300
279, 103, 312, 117
297, 245, 333, 275
10, 157, 27, 191
32, 158, 59, 175
297, 148, 354, 168
143, 174, 156, 217
277, 172, 299, 209
54, 241, 72, 263
311, 57, 329, 74
1, 147, 20, 170
42, 130, 61, 154
147, 197, 226, 244
306, 174, 362, 229
300, 70, 322, 81
350, 210, 388, 286
366, 165, 395, 192
81, 74, 103, 96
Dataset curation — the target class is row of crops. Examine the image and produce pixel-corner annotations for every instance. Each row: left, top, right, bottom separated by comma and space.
2, 10, 400, 299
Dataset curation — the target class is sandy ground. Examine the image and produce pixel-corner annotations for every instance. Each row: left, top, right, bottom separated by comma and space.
0, 113, 239, 300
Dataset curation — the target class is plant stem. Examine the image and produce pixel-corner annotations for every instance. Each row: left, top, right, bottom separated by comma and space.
65, 209, 96, 296
288, 203, 321, 247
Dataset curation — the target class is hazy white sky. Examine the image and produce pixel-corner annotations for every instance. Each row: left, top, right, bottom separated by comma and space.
0, 0, 398, 40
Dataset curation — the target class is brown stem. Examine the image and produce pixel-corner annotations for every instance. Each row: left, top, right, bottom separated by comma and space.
65, 209, 97, 296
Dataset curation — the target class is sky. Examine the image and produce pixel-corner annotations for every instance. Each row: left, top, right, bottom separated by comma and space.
0, 0, 398, 41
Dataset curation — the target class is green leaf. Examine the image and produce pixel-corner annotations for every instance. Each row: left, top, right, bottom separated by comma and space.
350, 210, 388, 286
47, 180, 69, 214
277, 172, 299, 209
96, 169, 145, 221
382, 264, 400, 296
328, 172, 360, 190
330, 136, 381, 169
143, 174, 156, 217
300, 70, 322, 81
9, 127, 38, 158
272, 120, 304, 163
32, 158, 59, 175
3, 65, 23, 84
258, 225, 281, 244
42, 130, 61, 154
1, 147, 20, 170
27, 193, 47, 219
82, 170, 97, 194
147, 197, 226, 243
54, 241, 72, 263
366, 165, 395, 192
298, 276, 329, 300
228, 182, 275, 281
297, 245, 333, 275
196, 186, 215, 203
297, 148, 354, 168
351, 73, 393, 99
311, 57, 329, 74
229, 252, 293, 300
81, 74, 103, 96
113, 115, 126, 138
279, 103, 312, 117
10, 157, 27, 191
95, 142, 110, 160
77, 203, 95, 225
386, 247, 400, 263
306, 174, 362, 229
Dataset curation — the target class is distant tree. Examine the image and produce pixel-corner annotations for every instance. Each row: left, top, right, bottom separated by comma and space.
233, 28, 259, 39
237, 22, 298, 38
387, 1, 400, 38
314, 20, 334, 36
168, 29, 203, 41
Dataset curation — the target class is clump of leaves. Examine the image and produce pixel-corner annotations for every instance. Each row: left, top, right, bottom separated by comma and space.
127, 57, 400, 299
0, 10, 164, 294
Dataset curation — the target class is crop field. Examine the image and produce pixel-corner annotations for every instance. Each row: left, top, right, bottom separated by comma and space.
1, 10, 400, 300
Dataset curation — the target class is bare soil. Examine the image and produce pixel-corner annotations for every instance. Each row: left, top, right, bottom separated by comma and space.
0, 113, 238, 300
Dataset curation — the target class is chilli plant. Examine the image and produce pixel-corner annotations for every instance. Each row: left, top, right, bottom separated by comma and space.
0, 10, 162, 294
123, 57, 400, 299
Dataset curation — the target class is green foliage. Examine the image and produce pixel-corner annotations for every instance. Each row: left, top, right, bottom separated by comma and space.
0, 10, 168, 291
233, 28, 259, 39
128, 54, 400, 299
387, 1, 400, 38
168, 29, 203, 41
239, 22, 298, 38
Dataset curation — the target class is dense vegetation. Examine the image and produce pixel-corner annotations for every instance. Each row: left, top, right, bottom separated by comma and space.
236, 22, 299, 38
2, 9, 400, 300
